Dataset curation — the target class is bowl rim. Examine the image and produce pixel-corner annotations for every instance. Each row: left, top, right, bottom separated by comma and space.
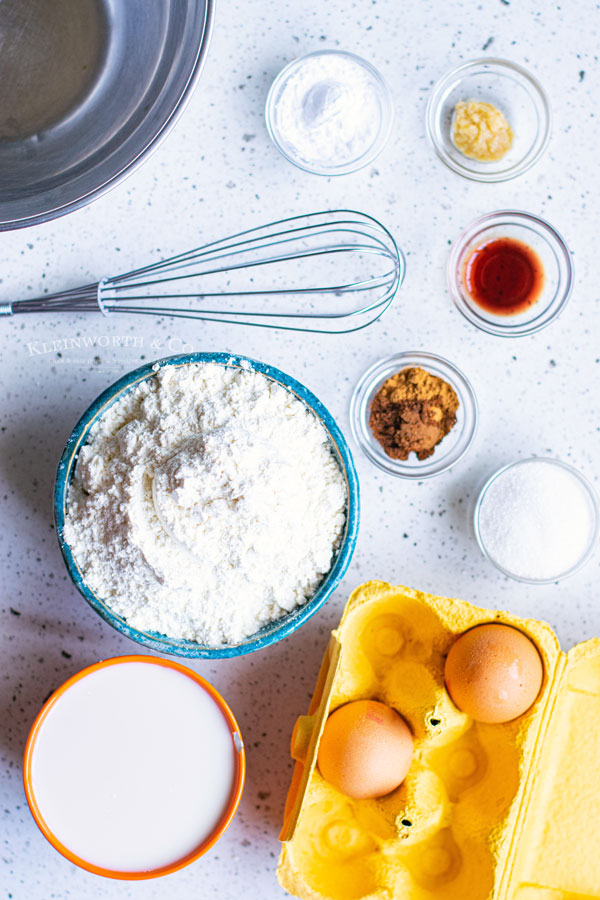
23, 654, 246, 879
264, 48, 394, 176
54, 352, 360, 658
447, 209, 574, 337
349, 350, 479, 479
0, 0, 215, 231
425, 56, 552, 183
473, 457, 600, 583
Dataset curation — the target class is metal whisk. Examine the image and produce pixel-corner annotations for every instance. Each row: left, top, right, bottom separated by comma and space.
0, 210, 403, 333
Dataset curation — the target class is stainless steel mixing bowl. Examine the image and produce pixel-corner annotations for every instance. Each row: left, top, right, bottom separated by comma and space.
0, 0, 214, 230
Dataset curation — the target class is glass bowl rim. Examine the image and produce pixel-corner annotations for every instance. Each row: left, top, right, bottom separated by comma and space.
265, 48, 394, 176
54, 352, 360, 658
447, 209, 574, 337
349, 350, 479, 479
425, 56, 552, 183
473, 456, 600, 584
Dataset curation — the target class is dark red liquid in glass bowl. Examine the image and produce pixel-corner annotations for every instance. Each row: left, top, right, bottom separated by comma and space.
463, 237, 545, 316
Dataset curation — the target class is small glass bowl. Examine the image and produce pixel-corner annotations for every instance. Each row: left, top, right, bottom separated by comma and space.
265, 49, 394, 175
426, 58, 551, 182
349, 351, 478, 479
473, 458, 600, 584
447, 210, 573, 337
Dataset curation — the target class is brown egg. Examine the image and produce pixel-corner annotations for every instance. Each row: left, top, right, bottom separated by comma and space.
317, 699, 413, 799
444, 623, 543, 724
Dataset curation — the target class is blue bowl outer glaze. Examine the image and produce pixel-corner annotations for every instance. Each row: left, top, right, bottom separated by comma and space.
54, 352, 360, 659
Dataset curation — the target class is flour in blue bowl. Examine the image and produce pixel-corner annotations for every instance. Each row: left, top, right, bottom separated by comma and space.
63, 363, 347, 646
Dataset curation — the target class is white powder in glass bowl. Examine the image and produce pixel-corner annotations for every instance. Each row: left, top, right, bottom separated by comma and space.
477, 459, 597, 581
63, 363, 347, 646
266, 50, 393, 173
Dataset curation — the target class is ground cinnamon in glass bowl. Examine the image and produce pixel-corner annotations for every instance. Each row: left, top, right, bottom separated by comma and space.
350, 352, 478, 479
369, 367, 459, 460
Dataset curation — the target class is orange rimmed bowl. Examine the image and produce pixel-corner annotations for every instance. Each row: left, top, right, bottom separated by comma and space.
23, 655, 245, 880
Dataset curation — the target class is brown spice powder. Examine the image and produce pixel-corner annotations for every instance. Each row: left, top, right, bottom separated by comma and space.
369, 367, 459, 461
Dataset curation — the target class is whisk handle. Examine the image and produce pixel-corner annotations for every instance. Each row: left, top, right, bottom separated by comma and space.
2, 281, 102, 316
96, 278, 110, 316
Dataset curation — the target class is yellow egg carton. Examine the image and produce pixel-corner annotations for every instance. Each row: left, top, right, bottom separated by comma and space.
278, 580, 600, 900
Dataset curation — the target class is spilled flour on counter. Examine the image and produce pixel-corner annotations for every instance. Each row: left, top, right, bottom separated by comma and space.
64, 363, 347, 646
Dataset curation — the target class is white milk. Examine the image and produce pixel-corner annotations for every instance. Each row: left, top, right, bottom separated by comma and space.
30, 661, 239, 872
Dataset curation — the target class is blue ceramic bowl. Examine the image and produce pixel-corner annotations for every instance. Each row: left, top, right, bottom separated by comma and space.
55, 353, 360, 659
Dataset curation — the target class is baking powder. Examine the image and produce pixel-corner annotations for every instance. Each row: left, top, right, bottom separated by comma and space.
271, 52, 386, 169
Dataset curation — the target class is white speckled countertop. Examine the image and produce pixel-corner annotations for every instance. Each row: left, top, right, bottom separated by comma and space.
2, 1, 599, 897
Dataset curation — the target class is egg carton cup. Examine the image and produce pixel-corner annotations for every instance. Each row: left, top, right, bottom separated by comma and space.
278, 580, 600, 900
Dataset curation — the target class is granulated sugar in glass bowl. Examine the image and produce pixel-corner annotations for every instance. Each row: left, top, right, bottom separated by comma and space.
474, 458, 599, 583
55, 353, 359, 658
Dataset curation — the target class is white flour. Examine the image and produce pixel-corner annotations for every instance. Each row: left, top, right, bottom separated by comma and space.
64, 363, 347, 646
273, 53, 383, 167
